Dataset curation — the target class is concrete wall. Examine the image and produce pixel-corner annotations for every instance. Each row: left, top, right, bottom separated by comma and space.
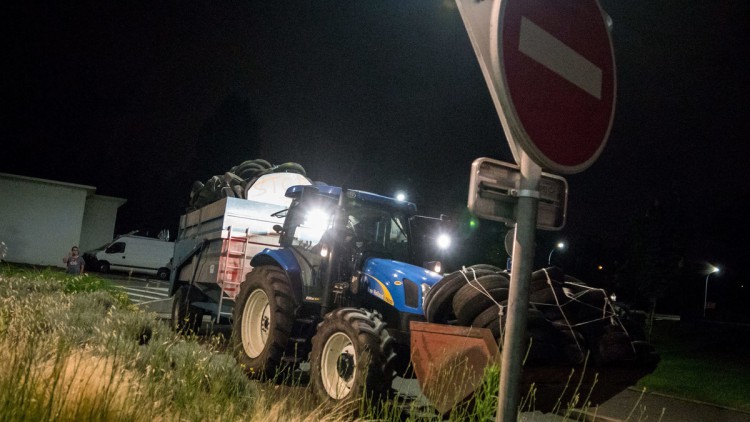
0, 173, 125, 268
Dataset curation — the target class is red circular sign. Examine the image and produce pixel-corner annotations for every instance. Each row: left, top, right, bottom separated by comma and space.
496, 0, 616, 174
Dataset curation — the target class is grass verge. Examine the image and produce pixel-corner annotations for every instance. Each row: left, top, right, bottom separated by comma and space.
637, 319, 750, 412
0, 264, 259, 421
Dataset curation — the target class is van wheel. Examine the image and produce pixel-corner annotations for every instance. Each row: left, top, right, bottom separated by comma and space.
171, 285, 204, 334
99, 261, 110, 273
232, 266, 295, 379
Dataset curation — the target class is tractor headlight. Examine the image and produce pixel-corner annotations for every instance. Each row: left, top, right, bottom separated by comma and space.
436, 234, 452, 250
423, 261, 442, 274
304, 208, 331, 240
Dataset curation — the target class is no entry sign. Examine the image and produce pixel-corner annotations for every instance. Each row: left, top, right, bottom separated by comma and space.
457, 0, 616, 174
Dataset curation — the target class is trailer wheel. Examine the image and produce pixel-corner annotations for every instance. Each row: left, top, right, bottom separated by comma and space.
156, 267, 170, 280
232, 266, 295, 379
310, 308, 394, 407
171, 284, 204, 334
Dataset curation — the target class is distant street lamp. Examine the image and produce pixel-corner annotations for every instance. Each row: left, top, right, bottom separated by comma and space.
703, 265, 720, 318
547, 241, 566, 266
395, 191, 407, 201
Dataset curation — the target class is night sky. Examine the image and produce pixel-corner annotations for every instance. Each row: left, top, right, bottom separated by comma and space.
3, 1, 748, 281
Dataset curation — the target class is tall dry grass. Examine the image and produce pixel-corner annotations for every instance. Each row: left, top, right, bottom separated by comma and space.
0, 266, 258, 421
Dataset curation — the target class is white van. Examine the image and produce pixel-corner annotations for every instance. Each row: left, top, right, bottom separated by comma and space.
93, 235, 174, 279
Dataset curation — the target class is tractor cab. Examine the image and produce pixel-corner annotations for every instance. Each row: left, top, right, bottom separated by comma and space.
280, 185, 450, 267
277, 185, 452, 314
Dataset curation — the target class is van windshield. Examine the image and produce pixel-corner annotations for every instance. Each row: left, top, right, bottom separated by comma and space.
105, 242, 125, 254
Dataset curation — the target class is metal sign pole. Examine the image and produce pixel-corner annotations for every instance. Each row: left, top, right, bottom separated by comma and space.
497, 151, 541, 422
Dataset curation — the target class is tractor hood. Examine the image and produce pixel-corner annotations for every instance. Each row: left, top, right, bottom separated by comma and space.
361, 258, 443, 315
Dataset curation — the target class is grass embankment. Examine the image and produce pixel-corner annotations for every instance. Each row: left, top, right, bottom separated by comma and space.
0, 265, 340, 421
3, 263, 745, 420
0, 264, 597, 421
637, 319, 750, 412
0, 264, 511, 421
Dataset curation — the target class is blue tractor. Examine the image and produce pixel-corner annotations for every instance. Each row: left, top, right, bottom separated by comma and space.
230, 184, 453, 403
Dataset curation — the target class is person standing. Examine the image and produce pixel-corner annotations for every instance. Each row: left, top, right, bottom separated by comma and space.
63, 246, 85, 275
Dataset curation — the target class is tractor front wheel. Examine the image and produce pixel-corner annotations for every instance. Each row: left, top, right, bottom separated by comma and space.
310, 308, 395, 407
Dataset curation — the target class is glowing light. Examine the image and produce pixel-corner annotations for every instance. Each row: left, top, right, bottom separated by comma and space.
548, 241, 566, 265
436, 234, 451, 250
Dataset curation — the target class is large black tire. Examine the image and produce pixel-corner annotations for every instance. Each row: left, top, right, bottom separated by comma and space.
471, 301, 508, 339
549, 319, 587, 365
471, 306, 574, 364
530, 266, 564, 292
593, 325, 637, 364
310, 308, 395, 407
525, 312, 575, 364
171, 284, 204, 334
98, 261, 110, 273
452, 273, 510, 326
231, 266, 296, 379
565, 284, 608, 322
466, 264, 505, 273
156, 267, 170, 280
529, 285, 570, 321
424, 268, 494, 323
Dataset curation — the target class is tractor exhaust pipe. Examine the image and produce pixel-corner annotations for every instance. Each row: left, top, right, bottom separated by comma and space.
320, 188, 348, 317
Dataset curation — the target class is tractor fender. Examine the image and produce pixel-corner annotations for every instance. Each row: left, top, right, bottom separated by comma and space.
361, 258, 443, 315
250, 249, 305, 305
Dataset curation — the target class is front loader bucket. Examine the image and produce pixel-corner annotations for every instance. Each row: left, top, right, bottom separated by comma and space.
410, 321, 499, 415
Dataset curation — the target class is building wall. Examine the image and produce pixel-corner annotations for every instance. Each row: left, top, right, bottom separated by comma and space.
0, 173, 125, 268
80, 195, 127, 252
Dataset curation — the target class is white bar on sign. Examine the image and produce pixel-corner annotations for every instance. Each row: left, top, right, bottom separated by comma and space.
518, 17, 602, 99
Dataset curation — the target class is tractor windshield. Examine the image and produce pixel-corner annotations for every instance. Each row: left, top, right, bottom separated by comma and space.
282, 193, 412, 263
348, 204, 410, 263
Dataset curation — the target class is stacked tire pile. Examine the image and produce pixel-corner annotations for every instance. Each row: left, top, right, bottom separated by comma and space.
423, 265, 658, 368
187, 159, 308, 211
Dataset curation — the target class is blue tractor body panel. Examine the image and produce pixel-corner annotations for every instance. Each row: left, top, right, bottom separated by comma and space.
361, 258, 442, 315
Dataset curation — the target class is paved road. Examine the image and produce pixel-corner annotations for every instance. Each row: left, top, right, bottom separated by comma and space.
586, 387, 750, 422
100, 272, 173, 315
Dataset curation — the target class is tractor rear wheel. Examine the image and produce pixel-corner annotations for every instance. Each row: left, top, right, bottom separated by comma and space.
232, 266, 295, 379
310, 308, 395, 408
